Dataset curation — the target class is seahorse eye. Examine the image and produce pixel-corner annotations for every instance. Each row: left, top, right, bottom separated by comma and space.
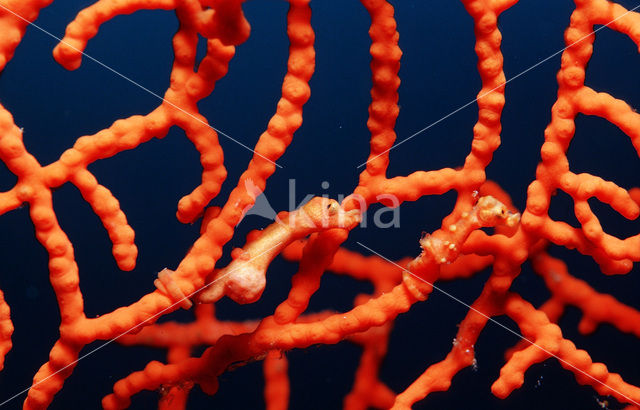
326, 201, 339, 216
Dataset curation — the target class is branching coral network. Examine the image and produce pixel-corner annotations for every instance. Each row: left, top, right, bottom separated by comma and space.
0, 0, 640, 409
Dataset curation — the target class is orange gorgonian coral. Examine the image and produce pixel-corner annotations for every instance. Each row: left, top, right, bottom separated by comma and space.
0, 0, 640, 409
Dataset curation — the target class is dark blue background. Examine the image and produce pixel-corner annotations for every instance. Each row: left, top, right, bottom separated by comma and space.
0, 0, 639, 408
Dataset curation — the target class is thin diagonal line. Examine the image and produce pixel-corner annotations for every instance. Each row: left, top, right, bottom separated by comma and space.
356, 241, 640, 407
0, 240, 284, 407
357, 2, 640, 169
0, 2, 282, 169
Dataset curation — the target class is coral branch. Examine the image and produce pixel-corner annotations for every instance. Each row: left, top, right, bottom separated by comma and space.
0, 0, 639, 408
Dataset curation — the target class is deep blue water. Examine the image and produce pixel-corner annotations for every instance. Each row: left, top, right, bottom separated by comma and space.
0, 0, 639, 409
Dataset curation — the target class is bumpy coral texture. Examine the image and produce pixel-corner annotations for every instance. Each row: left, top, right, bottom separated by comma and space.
0, 0, 639, 409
